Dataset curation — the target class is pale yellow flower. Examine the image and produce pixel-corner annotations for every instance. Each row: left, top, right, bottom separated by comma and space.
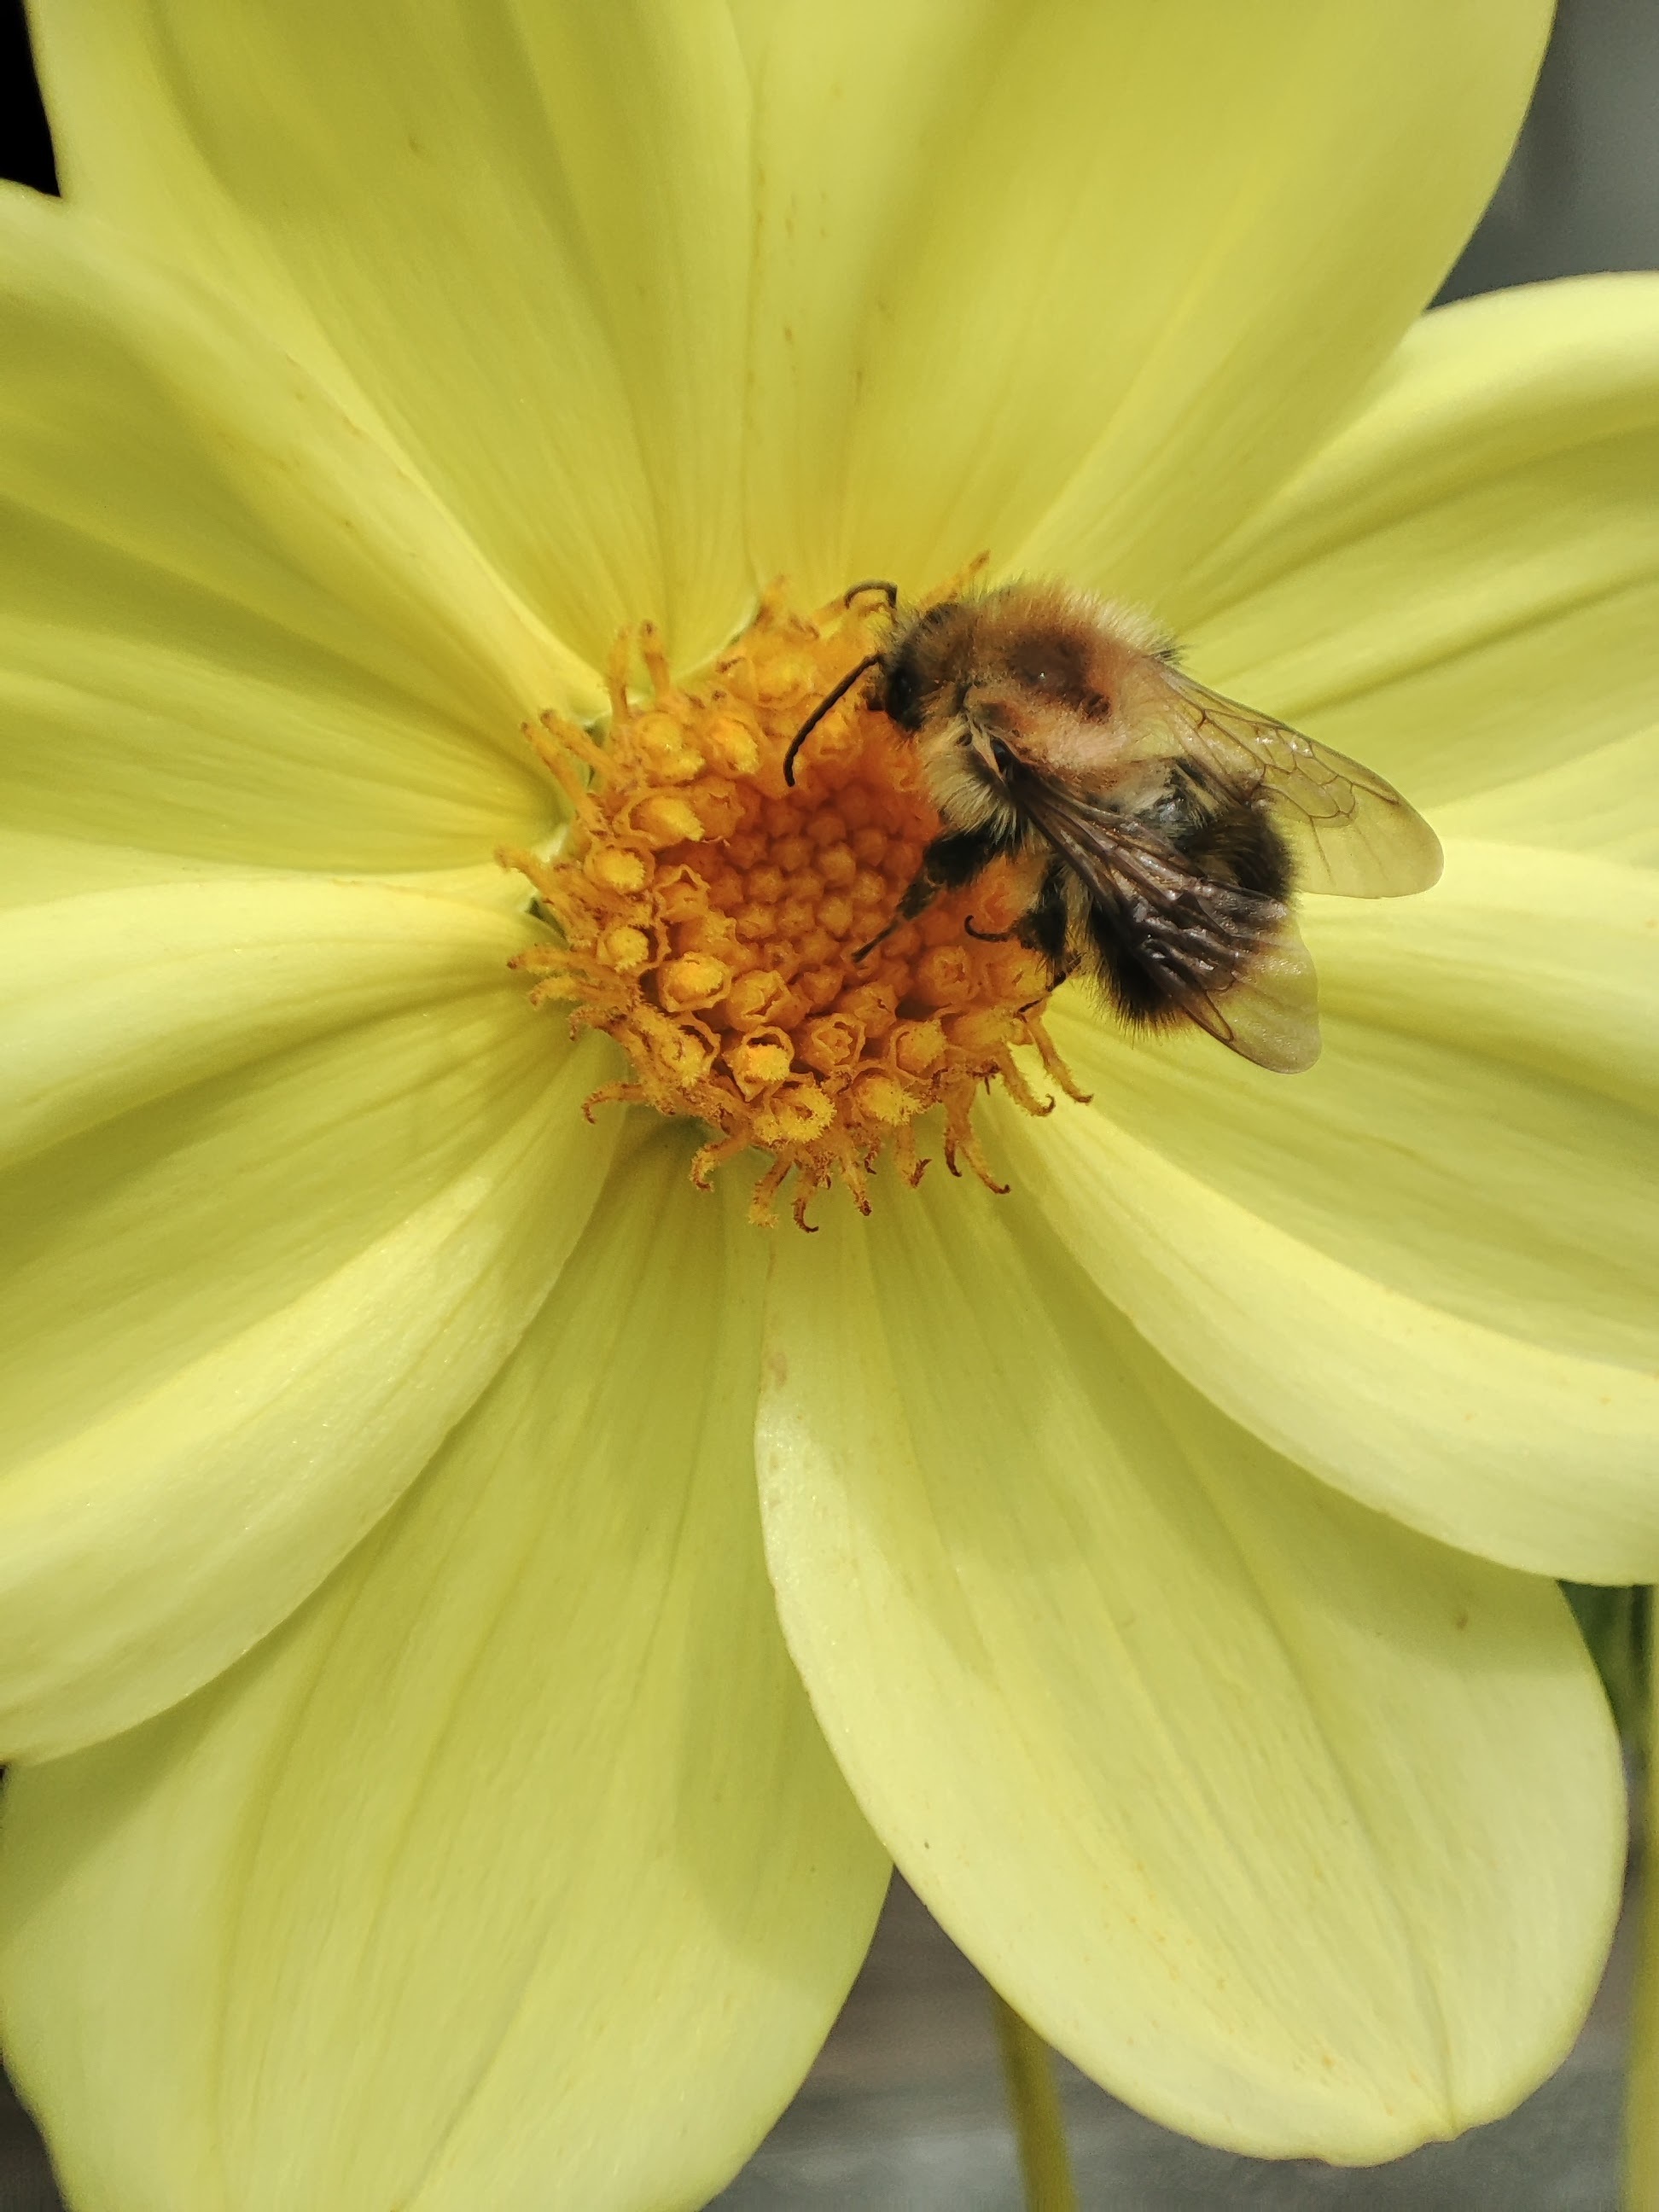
0, 3, 1655, 2207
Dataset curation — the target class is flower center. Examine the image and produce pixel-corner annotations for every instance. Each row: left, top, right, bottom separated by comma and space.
503, 581, 1086, 1228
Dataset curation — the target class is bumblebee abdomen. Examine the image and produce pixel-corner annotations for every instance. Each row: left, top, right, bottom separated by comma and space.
1178, 804, 1294, 903
1074, 808, 1295, 1033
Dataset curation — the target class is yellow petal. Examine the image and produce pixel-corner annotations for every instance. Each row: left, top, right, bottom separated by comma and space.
0, 920, 617, 1757
30, 2, 754, 671
1009, 840, 1659, 1581
0, 1135, 887, 2212
0, 875, 540, 1163
740, 0, 1548, 608
0, 186, 577, 873
0, 827, 282, 912
756, 1173, 1623, 2160
1185, 274, 1659, 859
0, 825, 534, 917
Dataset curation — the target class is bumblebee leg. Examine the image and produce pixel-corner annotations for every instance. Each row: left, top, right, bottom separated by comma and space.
853, 867, 940, 961
1016, 863, 1074, 987
855, 830, 994, 962
922, 830, 1002, 889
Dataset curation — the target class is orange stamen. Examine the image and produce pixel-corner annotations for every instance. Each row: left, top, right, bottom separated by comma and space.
505, 581, 1086, 1225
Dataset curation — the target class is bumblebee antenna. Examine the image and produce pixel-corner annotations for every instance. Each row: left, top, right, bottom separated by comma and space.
783, 653, 882, 787
843, 579, 899, 610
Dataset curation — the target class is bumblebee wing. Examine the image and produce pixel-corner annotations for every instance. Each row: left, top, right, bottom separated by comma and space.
1159, 669, 1442, 899
1014, 775, 1320, 1074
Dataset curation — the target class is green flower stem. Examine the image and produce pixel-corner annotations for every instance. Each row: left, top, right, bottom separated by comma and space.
1628, 1600, 1659, 2211
991, 1990, 1080, 2212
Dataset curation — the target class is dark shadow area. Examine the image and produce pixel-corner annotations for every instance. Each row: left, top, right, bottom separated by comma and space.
1438, 0, 1659, 302
0, 0, 55, 196
715, 1870, 1635, 2210
0, 2066, 62, 2212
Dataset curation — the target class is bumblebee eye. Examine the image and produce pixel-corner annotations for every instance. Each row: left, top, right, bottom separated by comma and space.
990, 736, 1016, 778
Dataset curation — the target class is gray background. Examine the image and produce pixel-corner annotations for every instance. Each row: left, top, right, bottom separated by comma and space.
0, 0, 1655, 2205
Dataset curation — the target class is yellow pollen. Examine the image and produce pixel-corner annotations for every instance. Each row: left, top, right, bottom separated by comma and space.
503, 581, 1088, 1228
